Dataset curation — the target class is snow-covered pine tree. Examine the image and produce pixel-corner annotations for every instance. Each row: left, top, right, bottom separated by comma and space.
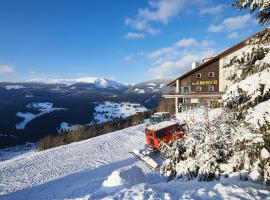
222, 0, 270, 185
159, 108, 231, 181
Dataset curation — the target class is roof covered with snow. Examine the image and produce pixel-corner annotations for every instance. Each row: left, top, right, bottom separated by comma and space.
146, 121, 180, 131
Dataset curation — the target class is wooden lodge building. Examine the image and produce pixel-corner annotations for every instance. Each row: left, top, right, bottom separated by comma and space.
163, 32, 258, 115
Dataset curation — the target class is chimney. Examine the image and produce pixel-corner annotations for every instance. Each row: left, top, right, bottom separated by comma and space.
192, 62, 198, 69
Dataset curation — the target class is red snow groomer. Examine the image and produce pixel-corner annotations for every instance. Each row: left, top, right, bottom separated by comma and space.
130, 121, 186, 171
145, 121, 185, 150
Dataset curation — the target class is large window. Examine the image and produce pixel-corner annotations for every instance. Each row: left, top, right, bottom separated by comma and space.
208, 72, 214, 78
208, 85, 214, 92
195, 86, 202, 92
195, 73, 202, 79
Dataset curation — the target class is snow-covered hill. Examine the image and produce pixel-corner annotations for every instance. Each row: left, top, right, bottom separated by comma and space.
126, 79, 173, 94
93, 102, 147, 123
0, 121, 269, 200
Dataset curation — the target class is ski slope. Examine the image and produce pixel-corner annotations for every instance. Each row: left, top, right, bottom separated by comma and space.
0, 123, 269, 200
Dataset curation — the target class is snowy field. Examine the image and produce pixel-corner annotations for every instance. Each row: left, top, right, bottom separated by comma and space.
93, 102, 147, 123
0, 121, 269, 199
4, 85, 26, 90
16, 102, 66, 129
0, 143, 36, 162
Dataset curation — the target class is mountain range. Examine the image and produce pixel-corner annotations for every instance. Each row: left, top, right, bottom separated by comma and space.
0, 78, 172, 148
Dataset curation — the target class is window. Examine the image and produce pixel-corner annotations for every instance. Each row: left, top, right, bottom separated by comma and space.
181, 86, 189, 93
195, 73, 201, 79
208, 72, 214, 77
208, 85, 214, 92
195, 86, 201, 92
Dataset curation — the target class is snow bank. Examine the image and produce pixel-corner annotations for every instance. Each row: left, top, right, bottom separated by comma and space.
102, 166, 145, 191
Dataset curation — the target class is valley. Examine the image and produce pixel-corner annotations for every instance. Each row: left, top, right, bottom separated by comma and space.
0, 78, 171, 148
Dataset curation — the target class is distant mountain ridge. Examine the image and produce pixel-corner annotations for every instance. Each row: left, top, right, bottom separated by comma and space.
27, 77, 129, 91
1, 77, 172, 93
0, 78, 173, 148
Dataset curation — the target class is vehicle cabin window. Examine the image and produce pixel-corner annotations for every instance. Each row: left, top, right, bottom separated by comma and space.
195, 86, 202, 92
208, 85, 214, 92
155, 128, 170, 138
195, 73, 201, 79
208, 72, 214, 77
163, 113, 170, 119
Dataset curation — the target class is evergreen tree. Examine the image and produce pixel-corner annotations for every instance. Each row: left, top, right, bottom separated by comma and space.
160, 1, 270, 185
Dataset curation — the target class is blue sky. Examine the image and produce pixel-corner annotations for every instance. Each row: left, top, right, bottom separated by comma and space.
0, 0, 263, 83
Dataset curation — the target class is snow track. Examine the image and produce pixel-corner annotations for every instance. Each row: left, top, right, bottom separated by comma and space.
0, 122, 269, 200
0, 124, 146, 196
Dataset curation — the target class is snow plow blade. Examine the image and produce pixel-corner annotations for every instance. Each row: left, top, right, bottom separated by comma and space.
130, 149, 159, 172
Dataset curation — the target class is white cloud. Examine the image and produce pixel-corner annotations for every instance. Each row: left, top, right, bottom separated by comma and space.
147, 46, 175, 59
199, 5, 224, 15
124, 32, 145, 39
124, 55, 133, 61
227, 32, 240, 39
0, 64, 15, 74
138, 0, 184, 24
125, 0, 184, 37
125, 18, 148, 30
175, 38, 199, 47
145, 37, 216, 78
208, 14, 255, 32
147, 54, 197, 78
146, 27, 160, 35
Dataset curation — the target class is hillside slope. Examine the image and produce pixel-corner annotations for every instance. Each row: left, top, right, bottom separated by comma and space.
0, 78, 172, 149
0, 120, 269, 200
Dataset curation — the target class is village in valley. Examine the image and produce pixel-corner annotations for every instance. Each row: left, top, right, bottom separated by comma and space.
0, 0, 270, 199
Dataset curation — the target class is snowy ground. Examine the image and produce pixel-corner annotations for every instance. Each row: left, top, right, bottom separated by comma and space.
93, 102, 147, 123
0, 143, 36, 162
0, 121, 269, 199
4, 85, 26, 90
16, 102, 66, 129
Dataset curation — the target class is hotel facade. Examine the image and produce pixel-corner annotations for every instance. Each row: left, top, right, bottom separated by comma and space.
163, 34, 253, 115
